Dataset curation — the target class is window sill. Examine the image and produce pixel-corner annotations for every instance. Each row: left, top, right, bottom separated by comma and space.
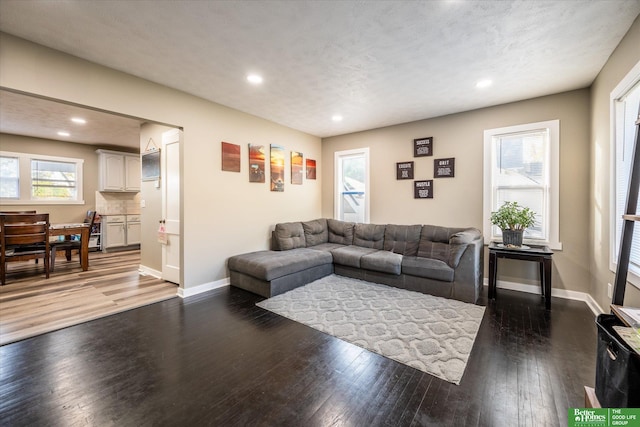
0, 199, 85, 205
629, 271, 640, 290
609, 263, 640, 290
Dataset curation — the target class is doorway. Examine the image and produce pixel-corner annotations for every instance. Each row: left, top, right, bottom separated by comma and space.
0, 89, 182, 283
334, 148, 370, 223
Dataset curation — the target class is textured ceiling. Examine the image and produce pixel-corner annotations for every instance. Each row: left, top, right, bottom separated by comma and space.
0, 91, 144, 149
0, 0, 639, 140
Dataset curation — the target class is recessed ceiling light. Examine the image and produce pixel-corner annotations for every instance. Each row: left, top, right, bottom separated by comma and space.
247, 74, 263, 84
57, 131, 70, 137
476, 79, 493, 89
71, 117, 86, 124
332, 115, 343, 122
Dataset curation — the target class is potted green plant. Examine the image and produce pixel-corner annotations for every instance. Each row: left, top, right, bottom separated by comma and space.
490, 201, 536, 247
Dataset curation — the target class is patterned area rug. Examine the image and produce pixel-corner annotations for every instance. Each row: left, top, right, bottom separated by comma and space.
257, 274, 485, 384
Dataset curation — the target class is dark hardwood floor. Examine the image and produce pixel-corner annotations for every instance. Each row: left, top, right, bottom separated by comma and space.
0, 282, 597, 426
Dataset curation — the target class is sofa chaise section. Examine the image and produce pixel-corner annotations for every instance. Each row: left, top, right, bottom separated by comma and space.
228, 248, 333, 298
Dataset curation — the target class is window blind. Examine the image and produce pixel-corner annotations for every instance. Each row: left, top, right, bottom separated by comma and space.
31, 159, 77, 200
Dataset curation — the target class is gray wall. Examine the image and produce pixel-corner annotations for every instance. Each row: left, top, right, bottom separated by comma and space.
590, 15, 640, 309
0, 33, 323, 290
322, 89, 592, 294
3, 15, 640, 306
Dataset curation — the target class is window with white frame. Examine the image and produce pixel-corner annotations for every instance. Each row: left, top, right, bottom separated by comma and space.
610, 60, 640, 288
0, 155, 20, 199
0, 151, 84, 204
334, 148, 370, 223
483, 120, 561, 249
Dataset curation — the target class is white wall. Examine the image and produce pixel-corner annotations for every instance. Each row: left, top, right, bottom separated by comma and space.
0, 33, 322, 290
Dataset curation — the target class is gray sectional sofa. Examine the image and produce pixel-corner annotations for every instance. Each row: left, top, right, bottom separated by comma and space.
228, 218, 483, 303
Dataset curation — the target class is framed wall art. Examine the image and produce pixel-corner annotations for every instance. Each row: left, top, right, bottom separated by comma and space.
414, 137, 433, 157
248, 144, 265, 183
270, 144, 285, 191
221, 141, 241, 172
434, 157, 455, 178
291, 151, 303, 185
396, 161, 414, 180
306, 159, 317, 179
414, 180, 433, 199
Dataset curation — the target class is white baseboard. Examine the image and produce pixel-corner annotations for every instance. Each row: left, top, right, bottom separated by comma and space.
177, 277, 230, 298
142, 270, 605, 314
138, 265, 229, 299
138, 265, 162, 279
483, 278, 604, 316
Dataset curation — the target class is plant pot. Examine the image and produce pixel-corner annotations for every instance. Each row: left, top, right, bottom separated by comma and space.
502, 229, 523, 247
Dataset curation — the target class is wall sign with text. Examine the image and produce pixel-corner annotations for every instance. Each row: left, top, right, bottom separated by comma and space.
434, 157, 455, 178
141, 150, 161, 181
396, 161, 414, 180
414, 180, 433, 199
414, 137, 433, 157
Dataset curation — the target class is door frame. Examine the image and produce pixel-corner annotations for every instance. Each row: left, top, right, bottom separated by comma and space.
334, 147, 370, 223
161, 128, 182, 286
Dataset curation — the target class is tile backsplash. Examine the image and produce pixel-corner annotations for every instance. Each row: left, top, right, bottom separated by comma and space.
95, 191, 141, 215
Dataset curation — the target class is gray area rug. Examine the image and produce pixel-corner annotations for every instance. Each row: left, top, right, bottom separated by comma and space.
257, 275, 485, 384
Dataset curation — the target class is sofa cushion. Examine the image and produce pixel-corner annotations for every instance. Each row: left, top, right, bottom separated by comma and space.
450, 228, 482, 245
274, 222, 306, 250
361, 250, 402, 275
419, 224, 452, 243
228, 248, 332, 281
330, 245, 378, 268
353, 223, 385, 249
383, 224, 422, 256
302, 218, 328, 246
402, 256, 455, 282
417, 241, 467, 268
328, 219, 355, 245
308, 242, 346, 252
417, 225, 476, 268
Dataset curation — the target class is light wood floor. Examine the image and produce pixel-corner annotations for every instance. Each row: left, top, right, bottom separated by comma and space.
0, 250, 177, 346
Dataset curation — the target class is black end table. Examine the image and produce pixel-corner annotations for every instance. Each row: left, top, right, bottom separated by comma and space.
488, 242, 554, 310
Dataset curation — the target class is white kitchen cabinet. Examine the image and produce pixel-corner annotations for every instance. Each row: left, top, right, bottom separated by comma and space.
126, 215, 141, 245
103, 215, 126, 249
125, 156, 141, 191
97, 149, 141, 192
102, 215, 140, 251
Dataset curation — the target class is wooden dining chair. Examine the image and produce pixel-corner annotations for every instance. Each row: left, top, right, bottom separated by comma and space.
0, 213, 50, 285
50, 210, 96, 272
0, 211, 40, 261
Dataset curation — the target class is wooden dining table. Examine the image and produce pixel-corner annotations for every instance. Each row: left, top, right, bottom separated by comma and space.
49, 223, 90, 271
